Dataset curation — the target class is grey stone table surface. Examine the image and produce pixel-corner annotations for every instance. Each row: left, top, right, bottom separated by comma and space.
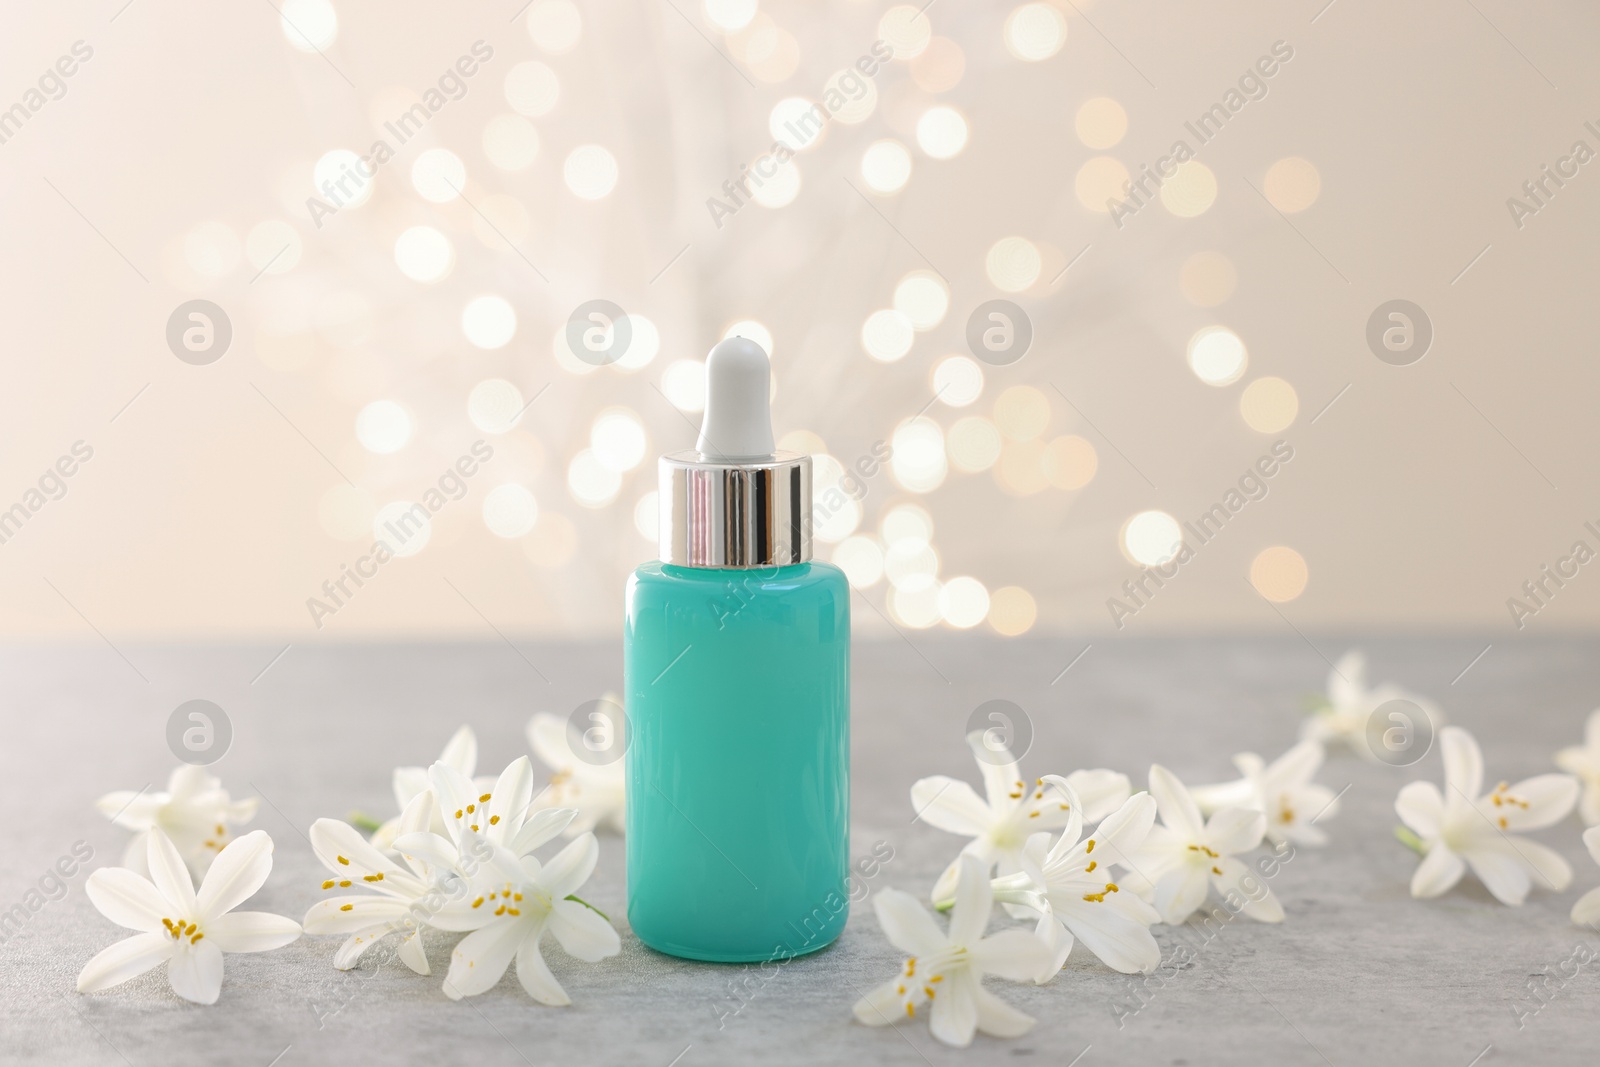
2, 635, 1597, 1067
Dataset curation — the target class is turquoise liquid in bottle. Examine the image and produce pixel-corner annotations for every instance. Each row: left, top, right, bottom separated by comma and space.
623, 336, 850, 962
625, 561, 849, 961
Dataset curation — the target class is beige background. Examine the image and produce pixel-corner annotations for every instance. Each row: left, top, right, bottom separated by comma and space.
2, 0, 1597, 642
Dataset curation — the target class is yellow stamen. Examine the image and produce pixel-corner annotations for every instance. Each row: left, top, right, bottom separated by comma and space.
1086, 860, 1097, 873
363, 873, 384, 882
472, 897, 484, 908
191, 932, 203, 944
1212, 866, 1222, 875
454, 810, 463, 819
489, 815, 500, 825
1085, 839, 1095, 853
337, 855, 349, 866
479, 793, 492, 803
339, 880, 351, 888
507, 907, 520, 916
339, 904, 353, 911
322, 880, 334, 890
467, 804, 475, 814
905, 1003, 915, 1018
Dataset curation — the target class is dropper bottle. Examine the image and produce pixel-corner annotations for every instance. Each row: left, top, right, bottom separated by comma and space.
624, 336, 851, 962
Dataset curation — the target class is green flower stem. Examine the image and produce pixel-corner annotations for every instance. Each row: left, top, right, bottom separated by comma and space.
566, 894, 610, 922
349, 812, 382, 833
1393, 825, 1426, 855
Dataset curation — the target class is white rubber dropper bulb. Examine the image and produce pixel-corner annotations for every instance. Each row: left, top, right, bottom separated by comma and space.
696, 336, 776, 460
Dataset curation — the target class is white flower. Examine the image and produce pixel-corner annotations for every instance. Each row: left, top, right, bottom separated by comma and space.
527, 708, 626, 835
911, 730, 1131, 902
370, 724, 479, 851
1395, 726, 1577, 905
1119, 765, 1283, 925
1190, 740, 1341, 847
1572, 828, 1600, 928
304, 792, 448, 975
374, 756, 613, 1004
1554, 708, 1600, 826
78, 828, 300, 1005
433, 832, 619, 1004
96, 765, 259, 879
853, 855, 1055, 1048
981, 785, 1162, 981
1302, 650, 1443, 759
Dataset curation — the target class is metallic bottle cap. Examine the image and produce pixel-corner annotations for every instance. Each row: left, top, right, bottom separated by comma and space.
658, 450, 811, 568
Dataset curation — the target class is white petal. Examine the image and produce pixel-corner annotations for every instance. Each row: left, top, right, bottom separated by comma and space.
508, 807, 578, 855
398, 789, 436, 838
1328, 650, 1366, 707
910, 777, 991, 836
1189, 778, 1254, 816
548, 899, 620, 961
1061, 768, 1132, 823
1440, 727, 1483, 802
1267, 740, 1324, 788
1499, 837, 1572, 893
1148, 765, 1205, 839
392, 766, 429, 814
972, 982, 1036, 1039
85, 868, 168, 932
1056, 895, 1161, 973
1581, 783, 1600, 828
928, 968, 979, 1048
443, 919, 524, 999
969, 928, 1054, 981
1153, 866, 1209, 924
442, 723, 478, 776
146, 828, 196, 914
95, 791, 163, 830
167, 941, 224, 1005
391, 832, 461, 874
872, 889, 947, 956
428, 760, 478, 846
77, 933, 171, 992
965, 729, 1021, 812
1031, 911, 1072, 984
1464, 843, 1533, 905
1395, 782, 1445, 838
852, 979, 904, 1027
310, 819, 407, 882
1018, 832, 1051, 891
1089, 792, 1158, 859
539, 834, 599, 899
1571, 886, 1600, 928
947, 855, 994, 947
1496, 775, 1579, 831
1410, 846, 1466, 898
488, 757, 535, 839
333, 924, 392, 969
397, 930, 430, 975
1211, 856, 1283, 923
205, 911, 300, 953
1585, 826, 1600, 866
303, 896, 410, 935
1204, 808, 1265, 856
526, 713, 572, 774
196, 831, 274, 921
515, 930, 570, 1005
